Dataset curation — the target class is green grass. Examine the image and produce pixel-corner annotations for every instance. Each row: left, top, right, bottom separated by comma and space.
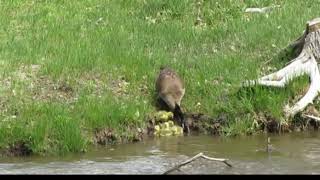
0, 0, 319, 155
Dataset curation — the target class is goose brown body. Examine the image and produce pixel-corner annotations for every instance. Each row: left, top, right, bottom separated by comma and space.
156, 68, 185, 110
155, 67, 189, 133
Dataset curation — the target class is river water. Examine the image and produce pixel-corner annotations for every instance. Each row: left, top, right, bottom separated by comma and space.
1, 131, 320, 174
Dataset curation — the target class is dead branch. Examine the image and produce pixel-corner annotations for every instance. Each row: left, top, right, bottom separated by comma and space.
303, 114, 320, 122
245, 5, 280, 13
163, 152, 232, 175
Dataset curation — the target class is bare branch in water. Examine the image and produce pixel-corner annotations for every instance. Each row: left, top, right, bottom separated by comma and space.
163, 152, 232, 175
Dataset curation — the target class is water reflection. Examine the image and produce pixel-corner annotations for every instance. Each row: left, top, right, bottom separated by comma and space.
1, 132, 320, 174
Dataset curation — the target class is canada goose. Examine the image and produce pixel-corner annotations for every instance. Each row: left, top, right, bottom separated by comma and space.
155, 67, 190, 134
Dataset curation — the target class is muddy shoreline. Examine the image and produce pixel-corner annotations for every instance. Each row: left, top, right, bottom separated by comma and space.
2, 109, 320, 158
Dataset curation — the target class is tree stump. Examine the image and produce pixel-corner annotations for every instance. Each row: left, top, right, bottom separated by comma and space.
245, 17, 320, 118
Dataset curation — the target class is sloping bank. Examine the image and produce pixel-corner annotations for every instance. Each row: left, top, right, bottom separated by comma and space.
1, 97, 319, 157
0, 65, 319, 157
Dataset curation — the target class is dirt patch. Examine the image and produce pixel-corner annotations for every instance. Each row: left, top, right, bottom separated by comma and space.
76, 71, 108, 97
126, 127, 144, 143
0, 64, 138, 107
185, 112, 227, 135
252, 112, 290, 133
76, 72, 135, 98
109, 76, 130, 97
147, 117, 156, 136
290, 105, 320, 131
1, 65, 131, 104
94, 128, 118, 145
303, 106, 320, 130
5, 141, 32, 157
252, 109, 320, 134
31, 77, 76, 103
77, 73, 131, 98
94, 127, 144, 145
0, 64, 78, 104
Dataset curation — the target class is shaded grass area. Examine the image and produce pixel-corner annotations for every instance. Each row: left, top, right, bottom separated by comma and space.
0, 0, 319, 155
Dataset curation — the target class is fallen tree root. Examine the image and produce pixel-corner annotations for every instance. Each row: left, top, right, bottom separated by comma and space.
163, 152, 232, 175
244, 17, 320, 118
303, 114, 320, 122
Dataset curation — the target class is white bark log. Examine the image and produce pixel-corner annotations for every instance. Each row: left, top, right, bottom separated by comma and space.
244, 18, 320, 118
303, 114, 320, 122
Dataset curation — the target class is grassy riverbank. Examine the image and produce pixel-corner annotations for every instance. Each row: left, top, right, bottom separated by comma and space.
0, 0, 319, 156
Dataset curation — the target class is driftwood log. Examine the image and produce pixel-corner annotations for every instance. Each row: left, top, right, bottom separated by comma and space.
245, 17, 320, 118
